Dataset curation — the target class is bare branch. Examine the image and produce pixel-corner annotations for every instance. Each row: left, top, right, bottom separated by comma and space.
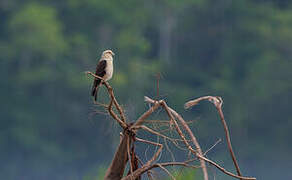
132, 100, 162, 128
85, 71, 104, 80
134, 125, 190, 152
144, 96, 209, 179
156, 158, 200, 168
108, 98, 127, 129
185, 96, 243, 178
164, 137, 176, 163
122, 138, 163, 180
147, 96, 256, 180
103, 82, 127, 123
196, 155, 256, 180
127, 137, 134, 180
160, 99, 208, 180
184, 96, 216, 109
216, 100, 243, 178
86, 72, 256, 180
93, 101, 108, 108
157, 164, 176, 180
145, 119, 195, 126
104, 133, 131, 180
133, 125, 182, 143
123, 158, 201, 180
87, 71, 127, 129
204, 138, 222, 156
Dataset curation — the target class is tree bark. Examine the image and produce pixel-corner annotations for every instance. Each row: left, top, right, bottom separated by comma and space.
104, 132, 132, 180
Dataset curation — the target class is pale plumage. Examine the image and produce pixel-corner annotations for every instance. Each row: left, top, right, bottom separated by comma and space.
91, 50, 115, 100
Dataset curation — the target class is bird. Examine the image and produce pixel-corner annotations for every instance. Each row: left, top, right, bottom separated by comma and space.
91, 50, 115, 101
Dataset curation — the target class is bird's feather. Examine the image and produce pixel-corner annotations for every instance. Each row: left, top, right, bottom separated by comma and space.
91, 60, 107, 100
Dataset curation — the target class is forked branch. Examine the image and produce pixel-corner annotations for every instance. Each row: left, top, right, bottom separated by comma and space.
86, 71, 127, 128
185, 96, 243, 179
145, 96, 255, 180
144, 96, 209, 180
86, 71, 255, 180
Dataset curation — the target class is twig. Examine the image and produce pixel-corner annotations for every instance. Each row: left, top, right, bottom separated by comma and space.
144, 96, 209, 180
86, 71, 127, 126
103, 82, 127, 123
136, 156, 156, 180
155, 73, 161, 100
185, 96, 243, 178
164, 137, 176, 163
133, 125, 183, 143
145, 119, 195, 125
104, 132, 130, 180
204, 138, 222, 156
135, 138, 163, 164
154, 158, 200, 169
157, 164, 176, 180
123, 158, 201, 180
146, 96, 256, 180
216, 99, 242, 178
85, 71, 104, 80
169, 117, 255, 180
108, 98, 127, 129
93, 101, 108, 108
132, 99, 162, 128
122, 138, 163, 180
87, 72, 256, 180
144, 120, 171, 124
135, 125, 190, 152
127, 137, 134, 180
151, 98, 208, 180
196, 154, 255, 180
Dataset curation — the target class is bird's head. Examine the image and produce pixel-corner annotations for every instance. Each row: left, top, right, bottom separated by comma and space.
101, 50, 115, 60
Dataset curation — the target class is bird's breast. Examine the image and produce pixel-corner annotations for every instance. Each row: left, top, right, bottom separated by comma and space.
104, 60, 113, 81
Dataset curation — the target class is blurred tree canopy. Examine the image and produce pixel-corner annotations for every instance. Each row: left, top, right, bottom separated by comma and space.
0, 0, 291, 179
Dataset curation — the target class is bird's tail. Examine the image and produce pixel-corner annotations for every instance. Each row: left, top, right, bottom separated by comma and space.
91, 78, 101, 101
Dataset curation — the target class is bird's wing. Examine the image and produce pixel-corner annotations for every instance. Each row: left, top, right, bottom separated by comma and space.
95, 60, 107, 77
91, 60, 107, 100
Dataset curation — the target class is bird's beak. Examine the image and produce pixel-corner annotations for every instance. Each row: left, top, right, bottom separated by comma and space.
112, 52, 115, 56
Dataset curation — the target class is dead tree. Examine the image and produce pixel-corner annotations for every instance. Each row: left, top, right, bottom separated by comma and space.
86, 71, 256, 180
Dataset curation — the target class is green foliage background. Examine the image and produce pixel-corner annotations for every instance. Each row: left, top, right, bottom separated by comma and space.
0, 0, 291, 179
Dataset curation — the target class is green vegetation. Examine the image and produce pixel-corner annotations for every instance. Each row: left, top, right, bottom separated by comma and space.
172, 169, 197, 180
0, 0, 291, 179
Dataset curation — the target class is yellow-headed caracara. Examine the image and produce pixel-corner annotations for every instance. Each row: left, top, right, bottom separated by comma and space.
91, 50, 115, 100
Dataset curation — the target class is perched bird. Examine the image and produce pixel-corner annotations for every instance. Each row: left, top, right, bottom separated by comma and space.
91, 50, 115, 100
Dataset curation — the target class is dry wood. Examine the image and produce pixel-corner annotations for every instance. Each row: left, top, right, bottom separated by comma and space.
145, 96, 255, 180
185, 96, 243, 179
143, 96, 209, 180
86, 71, 256, 180
104, 132, 131, 180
